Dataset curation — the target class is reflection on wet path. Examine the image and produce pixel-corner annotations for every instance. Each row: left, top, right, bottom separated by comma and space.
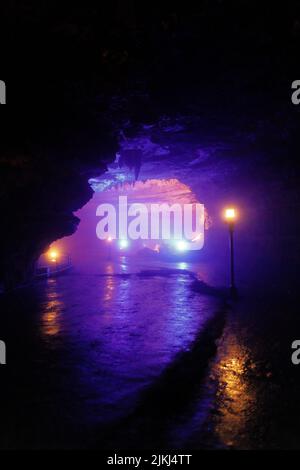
0, 260, 224, 448
211, 331, 257, 448
2, 259, 297, 449
41, 279, 64, 337
196, 290, 300, 450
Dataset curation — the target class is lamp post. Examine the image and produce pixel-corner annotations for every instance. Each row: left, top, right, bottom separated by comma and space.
224, 208, 237, 296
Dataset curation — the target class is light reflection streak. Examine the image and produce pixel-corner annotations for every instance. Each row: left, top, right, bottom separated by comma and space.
104, 264, 115, 303
41, 279, 63, 336
213, 333, 256, 448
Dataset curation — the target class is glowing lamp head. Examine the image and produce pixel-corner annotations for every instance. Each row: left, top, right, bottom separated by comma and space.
224, 208, 236, 221
176, 240, 187, 251
119, 239, 129, 249
48, 249, 58, 261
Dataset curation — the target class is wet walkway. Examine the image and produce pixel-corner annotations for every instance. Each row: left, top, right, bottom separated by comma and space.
0, 260, 225, 449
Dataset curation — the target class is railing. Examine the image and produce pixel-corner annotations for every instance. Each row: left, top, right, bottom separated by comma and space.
35, 255, 72, 279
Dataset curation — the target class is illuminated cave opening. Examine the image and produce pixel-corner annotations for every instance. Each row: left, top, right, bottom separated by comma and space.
46, 178, 208, 272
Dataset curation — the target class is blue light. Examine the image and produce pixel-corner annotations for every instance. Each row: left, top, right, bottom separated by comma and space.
119, 239, 129, 249
175, 240, 187, 251
178, 262, 188, 269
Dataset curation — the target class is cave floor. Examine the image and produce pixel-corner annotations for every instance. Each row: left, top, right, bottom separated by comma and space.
0, 256, 299, 449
